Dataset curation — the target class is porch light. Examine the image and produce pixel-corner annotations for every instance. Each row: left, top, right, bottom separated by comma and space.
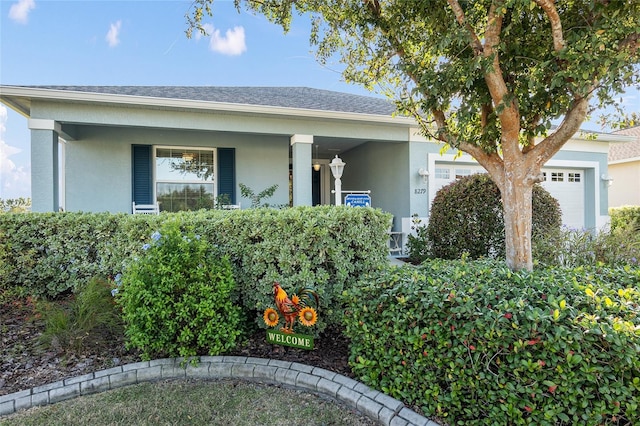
313, 145, 321, 171
329, 155, 345, 206
418, 168, 429, 183
601, 174, 614, 186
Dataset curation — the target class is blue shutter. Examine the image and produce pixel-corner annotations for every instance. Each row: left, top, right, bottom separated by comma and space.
218, 148, 236, 203
132, 145, 153, 204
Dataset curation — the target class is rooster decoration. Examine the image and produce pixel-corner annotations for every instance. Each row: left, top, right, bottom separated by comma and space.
263, 282, 319, 334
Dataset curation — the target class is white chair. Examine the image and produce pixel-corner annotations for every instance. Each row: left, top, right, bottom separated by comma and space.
388, 231, 404, 256
220, 203, 241, 210
132, 201, 160, 215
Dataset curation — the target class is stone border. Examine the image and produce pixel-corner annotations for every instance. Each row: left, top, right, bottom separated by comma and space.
0, 356, 437, 426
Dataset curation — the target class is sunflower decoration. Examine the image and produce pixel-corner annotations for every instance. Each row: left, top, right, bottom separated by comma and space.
299, 306, 318, 327
264, 282, 320, 334
263, 308, 279, 327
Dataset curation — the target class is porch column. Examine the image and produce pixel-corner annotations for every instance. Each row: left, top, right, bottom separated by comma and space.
290, 134, 313, 206
29, 120, 60, 212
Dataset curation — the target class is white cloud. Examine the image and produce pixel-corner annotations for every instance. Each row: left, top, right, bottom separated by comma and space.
106, 20, 122, 47
0, 106, 31, 199
8, 0, 35, 24
207, 25, 246, 56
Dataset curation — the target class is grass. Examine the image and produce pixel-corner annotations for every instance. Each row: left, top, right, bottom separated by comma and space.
0, 379, 376, 426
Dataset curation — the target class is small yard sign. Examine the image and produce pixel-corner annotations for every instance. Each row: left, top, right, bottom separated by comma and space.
263, 282, 319, 350
266, 329, 314, 350
344, 193, 371, 207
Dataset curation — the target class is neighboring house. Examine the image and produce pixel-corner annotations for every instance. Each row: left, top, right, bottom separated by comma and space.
610, 125, 640, 207
0, 85, 629, 239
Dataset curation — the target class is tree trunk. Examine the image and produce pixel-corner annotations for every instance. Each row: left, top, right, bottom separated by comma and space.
500, 176, 534, 271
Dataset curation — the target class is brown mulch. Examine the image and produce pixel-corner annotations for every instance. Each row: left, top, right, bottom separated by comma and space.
0, 297, 354, 397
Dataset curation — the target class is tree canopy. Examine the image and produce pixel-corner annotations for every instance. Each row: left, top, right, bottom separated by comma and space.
187, 0, 639, 270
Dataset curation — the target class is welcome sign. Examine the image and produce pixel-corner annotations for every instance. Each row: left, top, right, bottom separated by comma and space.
263, 282, 319, 350
266, 329, 314, 350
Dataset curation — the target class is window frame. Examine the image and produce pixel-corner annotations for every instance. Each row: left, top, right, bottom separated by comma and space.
153, 146, 218, 211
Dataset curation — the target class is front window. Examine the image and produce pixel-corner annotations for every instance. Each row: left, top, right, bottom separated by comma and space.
155, 147, 216, 212
435, 168, 450, 179
455, 169, 472, 179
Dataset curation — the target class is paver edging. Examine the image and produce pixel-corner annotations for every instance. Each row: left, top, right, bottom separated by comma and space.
0, 356, 434, 426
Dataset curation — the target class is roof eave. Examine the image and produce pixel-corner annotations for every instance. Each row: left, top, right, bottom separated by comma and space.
573, 130, 636, 143
609, 156, 640, 165
0, 85, 415, 126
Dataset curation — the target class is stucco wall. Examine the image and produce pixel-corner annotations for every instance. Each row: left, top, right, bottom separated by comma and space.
64, 126, 290, 213
341, 141, 409, 230
609, 161, 640, 207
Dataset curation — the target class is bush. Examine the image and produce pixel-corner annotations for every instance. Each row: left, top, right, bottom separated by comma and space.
117, 220, 242, 360
0, 197, 31, 213
0, 207, 391, 331
37, 277, 123, 352
611, 206, 640, 232
174, 206, 391, 333
422, 174, 561, 261
533, 225, 640, 268
0, 212, 162, 298
405, 215, 431, 264
342, 260, 640, 425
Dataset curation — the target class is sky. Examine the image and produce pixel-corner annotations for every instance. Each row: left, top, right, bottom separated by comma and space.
1, 0, 639, 200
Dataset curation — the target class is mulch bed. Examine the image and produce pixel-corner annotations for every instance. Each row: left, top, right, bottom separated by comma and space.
0, 297, 354, 397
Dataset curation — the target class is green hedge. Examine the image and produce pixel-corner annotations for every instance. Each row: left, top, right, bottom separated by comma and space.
183, 206, 391, 331
0, 206, 391, 330
0, 212, 162, 297
342, 260, 640, 425
610, 206, 640, 231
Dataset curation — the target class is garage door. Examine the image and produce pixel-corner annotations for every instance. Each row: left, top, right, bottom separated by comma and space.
431, 165, 585, 229
539, 169, 584, 229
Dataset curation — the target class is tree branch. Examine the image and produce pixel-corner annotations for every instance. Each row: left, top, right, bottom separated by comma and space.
446, 0, 483, 54
529, 94, 590, 168
533, 0, 565, 52
482, 1, 521, 158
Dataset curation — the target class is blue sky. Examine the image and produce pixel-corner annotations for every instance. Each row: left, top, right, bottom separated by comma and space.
1, 0, 638, 200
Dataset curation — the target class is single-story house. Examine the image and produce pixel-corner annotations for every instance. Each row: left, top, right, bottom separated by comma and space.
609, 126, 640, 208
0, 85, 631, 240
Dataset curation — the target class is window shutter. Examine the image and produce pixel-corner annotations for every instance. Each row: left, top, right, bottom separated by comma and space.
218, 148, 236, 203
132, 145, 153, 204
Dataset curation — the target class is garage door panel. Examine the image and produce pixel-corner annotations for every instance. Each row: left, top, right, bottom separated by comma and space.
540, 169, 584, 229
431, 164, 585, 230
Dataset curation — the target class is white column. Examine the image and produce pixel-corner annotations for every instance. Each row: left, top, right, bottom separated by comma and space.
290, 134, 314, 206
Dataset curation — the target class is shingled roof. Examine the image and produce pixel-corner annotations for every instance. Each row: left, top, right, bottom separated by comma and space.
18, 86, 397, 116
611, 126, 640, 161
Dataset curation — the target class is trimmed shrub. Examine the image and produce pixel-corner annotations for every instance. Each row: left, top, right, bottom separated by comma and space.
423, 174, 562, 261
0, 212, 163, 297
182, 205, 392, 333
611, 206, 640, 232
0, 207, 391, 333
342, 260, 640, 425
117, 220, 242, 360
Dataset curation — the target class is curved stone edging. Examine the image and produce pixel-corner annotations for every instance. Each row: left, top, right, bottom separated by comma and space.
0, 356, 437, 426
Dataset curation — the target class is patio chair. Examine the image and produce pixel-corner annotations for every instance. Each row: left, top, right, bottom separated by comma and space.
132, 201, 160, 215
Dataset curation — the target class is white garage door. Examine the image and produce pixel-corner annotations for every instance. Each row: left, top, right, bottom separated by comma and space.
539, 169, 585, 229
431, 164, 585, 229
